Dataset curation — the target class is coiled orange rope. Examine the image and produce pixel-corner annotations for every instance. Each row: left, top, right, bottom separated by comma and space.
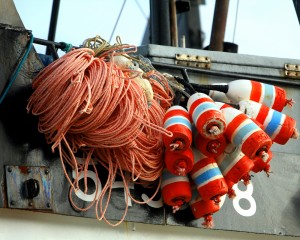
27, 44, 173, 226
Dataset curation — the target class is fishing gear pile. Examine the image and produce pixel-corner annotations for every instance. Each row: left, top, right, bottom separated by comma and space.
27, 36, 174, 226
161, 77, 298, 228
27, 35, 298, 228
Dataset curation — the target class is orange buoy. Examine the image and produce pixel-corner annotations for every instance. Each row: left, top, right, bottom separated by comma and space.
161, 168, 192, 213
252, 149, 273, 176
187, 93, 226, 139
189, 187, 220, 228
194, 130, 227, 158
238, 100, 298, 145
163, 105, 193, 151
190, 155, 228, 202
226, 80, 293, 112
217, 143, 254, 198
221, 107, 272, 159
164, 147, 194, 176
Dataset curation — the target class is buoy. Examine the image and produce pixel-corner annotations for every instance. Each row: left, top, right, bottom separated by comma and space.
190, 155, 228, 202
214, 102, 233, 110
217, 143, 254, 198
189, 187, 220, 228
163, 105, 193, 151
209, 84, 231, 103
226, 80, 293, 112
238, 100, 298, 145
161, 168, 192, 213
221, 107, 272, 159
164, 147, 194, 176
187, 93, 226, 139
252, 149, 273, 176
194, 130, 227, 158
112, 55, 154, 105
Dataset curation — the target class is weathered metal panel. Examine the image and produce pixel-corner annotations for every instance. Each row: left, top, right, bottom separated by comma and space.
138, 44, 300, 85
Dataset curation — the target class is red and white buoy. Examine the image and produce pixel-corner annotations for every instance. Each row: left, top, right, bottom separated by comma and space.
194, 130, 227, 158
220, 107, 273, 159
163, 105, 193, 151
164, 147, 194, 176
187, 93, 226, 139
217, 143, 254, 198
190, 154, 228, 202
238, 100, 298, 145
189, 187, 220, 228
251, 149, 273, 176
161, 168, 192, 213
214, 101, 233, 110
226, 79, 293, 112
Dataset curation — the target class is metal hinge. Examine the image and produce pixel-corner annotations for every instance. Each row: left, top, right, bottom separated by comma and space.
175, 54, 211, 69
284, 64, 300, 79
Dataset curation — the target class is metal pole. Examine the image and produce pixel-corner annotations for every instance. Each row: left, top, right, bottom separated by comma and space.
209, 0, 229, 51
150, 0, 171, 46
46, 0, 60, 55
170, 0, 178, 47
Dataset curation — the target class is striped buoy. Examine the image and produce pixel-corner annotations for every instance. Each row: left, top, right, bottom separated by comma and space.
187, 93, 226, 139
221, 107, 272, 159
189, 187, 220, 228
238, 100, 298, 145
226, 80, 293, 112
214, 101, 233, 110
164, 147, 194, 176
163, 105, 193, 151
194, 130, 227, 158
161, 168, 192, 213
217, 143, 254, 198
190, 155, 228, 202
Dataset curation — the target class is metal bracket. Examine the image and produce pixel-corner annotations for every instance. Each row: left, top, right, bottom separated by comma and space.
5, 166, 52, 210
284, 64, 300, 79
175, 53, 211, 69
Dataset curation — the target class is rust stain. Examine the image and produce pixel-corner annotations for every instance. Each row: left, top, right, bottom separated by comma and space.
1, 179, 8, 208
18, 166, 28, 174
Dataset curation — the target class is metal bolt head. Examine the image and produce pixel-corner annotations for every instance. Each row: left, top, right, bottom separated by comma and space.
44, 169, 49, 175
46, 203, 51, 208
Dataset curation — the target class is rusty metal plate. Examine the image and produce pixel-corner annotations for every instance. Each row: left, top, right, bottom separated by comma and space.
5, 166, 52, 210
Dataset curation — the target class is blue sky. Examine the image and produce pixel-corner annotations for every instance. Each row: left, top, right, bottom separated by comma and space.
14, 0, 300, 59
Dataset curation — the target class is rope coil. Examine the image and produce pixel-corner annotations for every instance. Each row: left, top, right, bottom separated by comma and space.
27, 42, 174, 226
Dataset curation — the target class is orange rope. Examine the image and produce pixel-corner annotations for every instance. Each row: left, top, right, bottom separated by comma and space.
27, 46, 174, 226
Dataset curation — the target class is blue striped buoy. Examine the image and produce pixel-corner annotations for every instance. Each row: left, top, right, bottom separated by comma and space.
190, 155, 228, 202
163, 105, 193, 151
